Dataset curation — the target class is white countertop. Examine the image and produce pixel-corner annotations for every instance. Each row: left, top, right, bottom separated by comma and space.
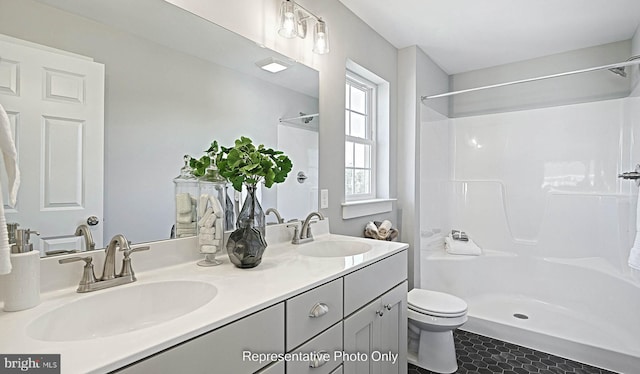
0, 223, 408, 374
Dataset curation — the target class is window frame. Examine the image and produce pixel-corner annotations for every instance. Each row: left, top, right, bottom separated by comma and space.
345, 71, 377, 201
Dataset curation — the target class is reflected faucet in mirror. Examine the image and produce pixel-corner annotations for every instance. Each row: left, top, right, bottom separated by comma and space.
266, 208, 285, 225
75, 224, 96, 252
2, 0, 319, 251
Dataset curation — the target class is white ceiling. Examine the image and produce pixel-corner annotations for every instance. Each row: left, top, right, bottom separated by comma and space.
337, 0, 640, 74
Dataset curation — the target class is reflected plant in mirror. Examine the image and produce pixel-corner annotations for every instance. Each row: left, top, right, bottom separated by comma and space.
0, 0, 319, 256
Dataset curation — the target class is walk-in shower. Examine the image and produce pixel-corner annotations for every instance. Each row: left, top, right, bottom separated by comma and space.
419, 48, 640, 373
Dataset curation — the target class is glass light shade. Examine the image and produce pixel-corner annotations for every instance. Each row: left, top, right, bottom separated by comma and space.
313, 19, 330, 54
278, 0, 298, 38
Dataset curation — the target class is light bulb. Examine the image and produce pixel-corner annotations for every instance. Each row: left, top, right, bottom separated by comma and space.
313, 19, 330, 54
278, 0, 298, 38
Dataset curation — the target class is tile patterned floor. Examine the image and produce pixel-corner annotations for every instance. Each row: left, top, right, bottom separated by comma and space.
408, 330, 618, 374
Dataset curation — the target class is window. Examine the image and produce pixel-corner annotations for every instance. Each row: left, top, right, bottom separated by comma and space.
345, 72, 376, 200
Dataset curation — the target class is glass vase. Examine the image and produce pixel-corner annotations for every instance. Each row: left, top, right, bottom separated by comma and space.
226, 183, 267, 268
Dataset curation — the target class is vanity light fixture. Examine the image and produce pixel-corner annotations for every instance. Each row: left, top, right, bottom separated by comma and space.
256, 57, 292, 73
277, 0, 330, 55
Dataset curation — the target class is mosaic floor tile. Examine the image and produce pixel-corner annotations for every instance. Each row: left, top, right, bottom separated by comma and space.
409, 330, 618, 374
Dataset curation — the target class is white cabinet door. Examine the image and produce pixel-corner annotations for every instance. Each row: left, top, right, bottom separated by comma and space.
0, 35, 104, 253
343, 282, 407, 374
343, 298, 380, 374
378, 282, 407, 374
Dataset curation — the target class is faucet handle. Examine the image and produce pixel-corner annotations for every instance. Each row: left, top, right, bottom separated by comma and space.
58, 256, 97, 292
120, 245, 150, 258
58, 255, 93, 265
118, 246, 149, 280
286, 223, 301, 243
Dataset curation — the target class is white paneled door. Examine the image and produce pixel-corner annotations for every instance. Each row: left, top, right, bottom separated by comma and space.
0, 35, 104, 254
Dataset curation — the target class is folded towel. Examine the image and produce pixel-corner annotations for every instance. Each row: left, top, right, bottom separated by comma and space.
176, 212, 193, 224
0, 104, 19, 275
629, 195, 640, 271
199, 244, 218, 254
199, 227, 216, 235
445, 232, 482, 256
215, 219, 223, 239
198, 194, 209, 217
198, 236, 221, 246
176, 222, 197, 230
198, 207, 214, 227
209, 195, 224, 218
364, 221, 379, 238
175, 193, 193, 214
378, 220, 392, 238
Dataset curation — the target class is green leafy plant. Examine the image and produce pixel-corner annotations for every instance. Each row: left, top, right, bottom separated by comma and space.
188, 141, 219, 177
216, 136, 293, 191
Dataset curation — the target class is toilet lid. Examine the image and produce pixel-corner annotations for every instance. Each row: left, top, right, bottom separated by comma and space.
408, 289, 467, 317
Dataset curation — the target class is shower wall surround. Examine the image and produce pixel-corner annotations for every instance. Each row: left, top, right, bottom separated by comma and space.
418, 38, 640, 372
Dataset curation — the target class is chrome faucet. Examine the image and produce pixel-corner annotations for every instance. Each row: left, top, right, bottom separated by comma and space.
102, 234, 128, 280
59, 234, 149, 293
265, 207, 284, 224
74, 224, 95, 251
291, 211, 324, 244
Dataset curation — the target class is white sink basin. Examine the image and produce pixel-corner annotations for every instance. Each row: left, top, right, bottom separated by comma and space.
297, 240, 372, 257
27, 280, 216, 342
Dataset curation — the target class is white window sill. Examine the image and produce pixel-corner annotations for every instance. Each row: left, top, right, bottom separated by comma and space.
341, 198, 396, 219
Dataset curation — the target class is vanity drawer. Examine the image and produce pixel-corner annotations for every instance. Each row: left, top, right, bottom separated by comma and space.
343, 250, 407, 316
116, 303, 284, 374
286, 322, 343, 374
286, 278, 343, 350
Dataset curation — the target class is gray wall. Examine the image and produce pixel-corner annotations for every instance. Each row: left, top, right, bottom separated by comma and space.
397, 46, 449, 288
0, 0, 318, 245
167, 0, 400, 237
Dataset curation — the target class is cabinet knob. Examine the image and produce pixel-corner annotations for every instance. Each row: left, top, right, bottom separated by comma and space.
384, 303, 393, 311
376, 310, 384, 317
309, 350, 328, 368
308, 302, 329, 318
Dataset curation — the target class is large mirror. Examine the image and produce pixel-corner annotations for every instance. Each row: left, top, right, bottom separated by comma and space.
0, 0, 319, 254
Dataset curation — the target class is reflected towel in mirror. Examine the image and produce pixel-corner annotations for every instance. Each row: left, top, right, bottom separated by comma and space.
0, 104, 20, 275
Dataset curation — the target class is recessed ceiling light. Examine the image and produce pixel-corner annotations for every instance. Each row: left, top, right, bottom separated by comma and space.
256, 57, 291, 73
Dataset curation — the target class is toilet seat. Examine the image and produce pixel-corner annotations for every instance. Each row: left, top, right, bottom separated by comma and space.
408, 289, 467, 318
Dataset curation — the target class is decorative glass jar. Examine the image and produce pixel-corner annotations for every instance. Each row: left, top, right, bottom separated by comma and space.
173, 155, 199, 239
196, 156, 228, 266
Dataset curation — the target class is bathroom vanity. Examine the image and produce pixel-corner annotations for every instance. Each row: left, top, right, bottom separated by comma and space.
0, 221, 408, 374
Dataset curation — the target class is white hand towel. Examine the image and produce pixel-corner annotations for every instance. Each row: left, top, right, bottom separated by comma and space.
209, 195, 224, 218
0, 104, 19, 275
175, 193, 193, 214
629, 195, 640, 270
445, 234, 482, 256
378, 220, 392, 237
198, 207, 214, 227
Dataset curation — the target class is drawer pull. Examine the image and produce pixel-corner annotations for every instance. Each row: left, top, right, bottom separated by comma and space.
309, 350, 329, 368
308, 302, 329, 318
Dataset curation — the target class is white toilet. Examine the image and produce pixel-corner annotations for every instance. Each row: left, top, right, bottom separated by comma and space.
407, 289, 468, 374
